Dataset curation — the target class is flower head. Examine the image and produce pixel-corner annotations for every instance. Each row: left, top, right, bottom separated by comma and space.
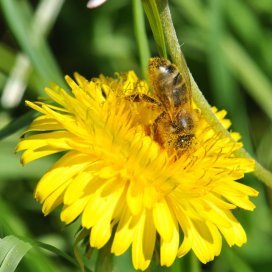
17, 70, 258, 270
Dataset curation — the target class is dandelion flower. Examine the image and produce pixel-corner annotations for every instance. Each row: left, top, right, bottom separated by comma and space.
17, 69, 258, 270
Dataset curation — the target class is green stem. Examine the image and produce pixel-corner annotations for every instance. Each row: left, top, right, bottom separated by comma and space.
156, 0, 187, 76
95, 239, 113, 272
155, 0, 272, 188
132, 0, 150, 78
237, 148, 272, 189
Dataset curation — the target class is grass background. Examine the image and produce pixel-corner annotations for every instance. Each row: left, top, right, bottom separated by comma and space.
0, 0, 272, 271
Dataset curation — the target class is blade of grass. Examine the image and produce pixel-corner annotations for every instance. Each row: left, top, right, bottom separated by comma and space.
0, 42, 47, 92
256, 126, 272, 169
189, 252, 201, 272
142, 0, 167, 58
0, 201, 60, 272
225, 247, 255, 272
225, 0, 272, 76
0, 111, 37, 141
96, 240, 113, 272
0, 235, 32, 272
31, 0, 65, 39
1, 0, 65, 104
207, 0, 253, 152
132, 0, 150, 78
0, 0, 65, 87
225, 0, 263, 46
0, 200, 29, 237
0, 73, 6, 89
0, 43, 15, 73
223, 37, 272, 121
73, 228, 90, 272
172, 0, 208, 28
1, 0, 65, 136
32, 240, 79, 268
1, 53, 32, 108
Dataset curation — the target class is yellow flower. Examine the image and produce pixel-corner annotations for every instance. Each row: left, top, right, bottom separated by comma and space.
17, 70, 258, 270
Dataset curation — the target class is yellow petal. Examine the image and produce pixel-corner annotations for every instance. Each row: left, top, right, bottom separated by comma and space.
81, 193, 102, 229
132, 211, 151, 271
90, 214, 112, 248
160, 217, 179, 267
61, 196, 89, 224
177, 236, 192, 258
17, 131, 75, 164
82, 178, 124, 229
35, 151, 90, 203
142, 209, 156, 263
41, 179, 70, 215
111, 208, 137, 256
63, 170, 94, 205
23, 115, 63, 133
153, 199, 174, 242
19, 148, 61, 165
126, 181, 143, 215
190, 220, 222, 263
218, 211, 247, 247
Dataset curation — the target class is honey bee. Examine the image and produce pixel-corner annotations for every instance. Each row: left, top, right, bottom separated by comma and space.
148, 57, 198, 156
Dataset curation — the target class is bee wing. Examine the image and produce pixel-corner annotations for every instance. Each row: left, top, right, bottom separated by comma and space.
148, 56, 193, 121
176, 52, 192, 108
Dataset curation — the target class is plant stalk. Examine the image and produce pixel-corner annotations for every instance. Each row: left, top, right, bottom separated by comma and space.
155, 0, 272, 188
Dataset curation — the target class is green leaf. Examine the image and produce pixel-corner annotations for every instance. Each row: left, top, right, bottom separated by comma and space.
0, 235, 32, 272
0, 111, 37, 140
0, 43, 15, 73
33, 240, 79, 268
0, 234, 85, 272
225, 247, 255, 272
0, 43, 48, 93
96, 240, 113, 272
142, 0, 167, 58
207, 0, 253, 152
0, 0, 65, 87
225, 0, 263, 46
223, 37, 272, 121
132, 0, 150, 78
73, 228, 90, 272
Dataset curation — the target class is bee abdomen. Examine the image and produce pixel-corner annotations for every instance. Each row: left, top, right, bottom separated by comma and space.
172, 83, 187, 106
176, 134, 194, 148
171, 113, 195, 134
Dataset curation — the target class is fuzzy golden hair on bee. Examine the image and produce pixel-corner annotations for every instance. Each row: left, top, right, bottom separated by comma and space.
147, 57, 198, 156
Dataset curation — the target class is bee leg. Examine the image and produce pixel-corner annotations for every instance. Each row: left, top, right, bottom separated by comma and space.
151, 112, 166, 146
125, 94, 159, 105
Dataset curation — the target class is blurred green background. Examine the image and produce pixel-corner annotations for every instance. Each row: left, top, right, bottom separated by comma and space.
0, 0, 272, 271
